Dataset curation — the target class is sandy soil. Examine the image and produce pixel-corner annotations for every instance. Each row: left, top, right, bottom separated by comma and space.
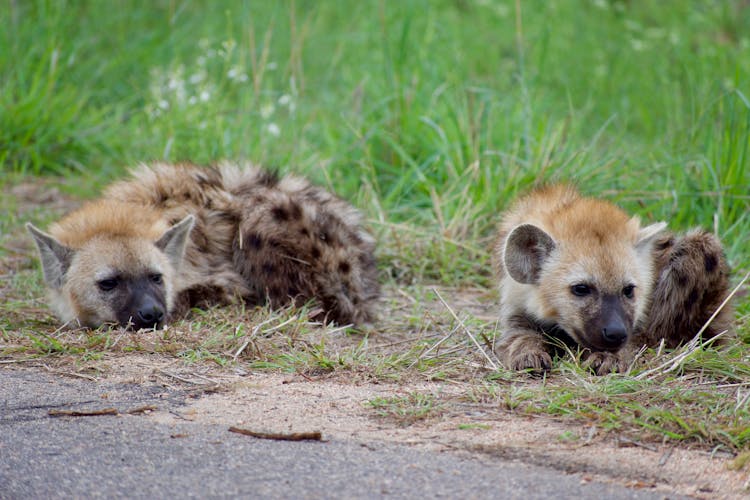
69, 354, 747, 499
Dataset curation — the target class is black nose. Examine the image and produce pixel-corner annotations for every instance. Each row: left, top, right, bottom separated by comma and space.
602, 324, 627, 346
137, 306, 164, 326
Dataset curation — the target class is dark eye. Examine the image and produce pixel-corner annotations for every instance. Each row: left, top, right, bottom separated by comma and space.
150, 273, 163, 285
622, 285, 636, 299
98, 278, 119, 291
571, 284, 592, 297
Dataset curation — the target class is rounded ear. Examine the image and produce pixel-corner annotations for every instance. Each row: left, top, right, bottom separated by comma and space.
635, 221, 668, 256
155, 215, 195, 270
503, 223, 556, 284
26, 223, 74, 289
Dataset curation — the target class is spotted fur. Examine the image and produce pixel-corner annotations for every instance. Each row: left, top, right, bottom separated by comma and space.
28, 162, 379, 328
492, 185, 733, 375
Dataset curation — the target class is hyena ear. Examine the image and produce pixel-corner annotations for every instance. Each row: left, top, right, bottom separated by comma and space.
503, 223, 557, 284
26, 223, 75, 289
635, 221, 668, 255
155, 215, 195, 270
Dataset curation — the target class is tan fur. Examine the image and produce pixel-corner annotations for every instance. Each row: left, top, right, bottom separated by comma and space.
28, 162, 379, 328
492, 185, 732, 375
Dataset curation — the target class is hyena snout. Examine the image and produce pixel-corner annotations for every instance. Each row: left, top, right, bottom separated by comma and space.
586, 295, 631, 351
128, 295, 165, 330
601, 316, 628, 346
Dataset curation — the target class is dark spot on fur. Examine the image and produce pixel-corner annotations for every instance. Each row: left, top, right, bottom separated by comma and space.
671, 247, 687, 261
272, 206, 289, 221
704, 253, 718, 273
257, 170, 280, 187
289, 202, 302, 220
311, 246, 321, 259
686, 289, 699, 308
262, 263, 276, 275
338, 261, 351, 274
299, 227, 309, 237
245, 233, 263, 250
287, 286, 299, 297
675, 272, 689, 287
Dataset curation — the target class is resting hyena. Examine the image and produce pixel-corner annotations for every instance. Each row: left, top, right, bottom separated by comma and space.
27, 162, 379, 329
492, 184, 732, 375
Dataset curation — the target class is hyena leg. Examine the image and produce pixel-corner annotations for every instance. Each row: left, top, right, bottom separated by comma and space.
496, 313, 553, 373
644, 230, 732, 347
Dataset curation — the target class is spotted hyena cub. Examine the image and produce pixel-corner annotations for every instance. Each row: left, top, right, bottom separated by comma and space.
27, 162, 379, 329
492, 185, 732, 375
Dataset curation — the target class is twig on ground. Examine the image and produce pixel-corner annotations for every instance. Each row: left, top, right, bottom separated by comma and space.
432, 288, 498, 371
228, 426, 323, 441
48, 405, 157, 417
408, 325, 459, 368
126, 405, 158, 414
48, 408, 118, 417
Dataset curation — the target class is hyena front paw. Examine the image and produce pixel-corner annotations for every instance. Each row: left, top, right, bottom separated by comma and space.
509, 349, 552, 374
583, 351, 627, 375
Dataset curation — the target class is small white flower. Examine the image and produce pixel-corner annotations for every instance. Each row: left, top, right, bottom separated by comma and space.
189, 72, 205, 84
260, 103, 275, 119
266, 123, 281, 137
630, 39, 646, 51
278, 94, 292, 106
188, 96, 198, 105
158, 99, 170, 110
200, 90, 210, 102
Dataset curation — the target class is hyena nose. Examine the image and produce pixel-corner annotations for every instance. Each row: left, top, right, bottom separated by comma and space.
137, 305, 164, 327
601, 324, 628, 346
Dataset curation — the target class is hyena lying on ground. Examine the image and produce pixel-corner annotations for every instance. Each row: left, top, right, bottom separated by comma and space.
27, 162, 379, 330
492, 185, 732, 375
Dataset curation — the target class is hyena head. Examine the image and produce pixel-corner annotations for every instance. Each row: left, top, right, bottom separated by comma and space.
503, 218, 666, 352
27, 208, 194, 330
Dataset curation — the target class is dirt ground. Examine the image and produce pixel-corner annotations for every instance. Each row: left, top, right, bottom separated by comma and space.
9, 354, 737, 499
3, 180, 750, 498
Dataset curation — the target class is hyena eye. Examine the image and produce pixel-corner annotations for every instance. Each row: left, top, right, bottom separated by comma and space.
98, 278, 119, 291
150, 273, 163, 285
622, 284, 636, 299
570, 284, 592, 297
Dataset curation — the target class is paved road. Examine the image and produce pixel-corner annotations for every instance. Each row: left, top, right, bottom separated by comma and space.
0, 369, 668, 499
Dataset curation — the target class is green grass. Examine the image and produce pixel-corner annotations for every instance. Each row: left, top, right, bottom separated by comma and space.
2, 0, 750, 454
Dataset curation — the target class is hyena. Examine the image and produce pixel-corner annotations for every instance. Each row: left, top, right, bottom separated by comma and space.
492, 184, 732, 375
27, 162, 379, 330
